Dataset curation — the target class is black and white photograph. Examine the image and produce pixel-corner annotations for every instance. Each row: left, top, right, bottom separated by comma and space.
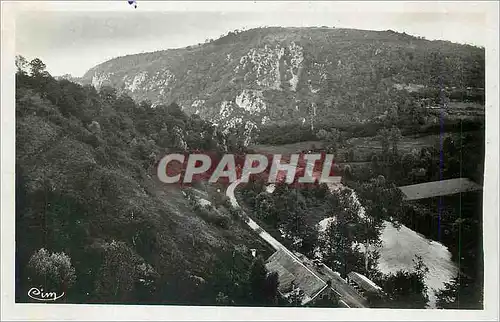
1, 1, 499, 320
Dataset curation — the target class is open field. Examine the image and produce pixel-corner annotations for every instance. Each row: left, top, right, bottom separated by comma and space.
252, 134, 439, 163
442, 101, 485, 119
344, 130, 482, 162
250, 141, 324, 155
343, 134, 439, 161
253, 128, 483, 163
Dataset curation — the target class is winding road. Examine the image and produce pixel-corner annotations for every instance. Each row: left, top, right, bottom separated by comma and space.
226, 179, 286, 251
225, 179, 368, 308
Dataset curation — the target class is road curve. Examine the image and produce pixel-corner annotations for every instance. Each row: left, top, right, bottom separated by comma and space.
226, 179, 286, 251
226, 179, 330, 282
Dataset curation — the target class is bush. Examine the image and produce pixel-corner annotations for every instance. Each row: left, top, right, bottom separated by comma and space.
27, 248, 76, 290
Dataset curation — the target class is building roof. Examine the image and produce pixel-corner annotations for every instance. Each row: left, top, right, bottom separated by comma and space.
265, 249, 327, 304
293, 253, 368, 308
399, 178, 482, 201
347, 272, 382, 294
265, 249, 369, 307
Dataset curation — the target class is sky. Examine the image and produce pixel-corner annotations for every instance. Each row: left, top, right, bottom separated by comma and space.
14, 1, 492, 77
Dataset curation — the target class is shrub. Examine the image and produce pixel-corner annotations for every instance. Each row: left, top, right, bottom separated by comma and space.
27, 248, 76, 290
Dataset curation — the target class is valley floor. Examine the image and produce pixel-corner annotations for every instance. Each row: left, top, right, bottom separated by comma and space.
324, 182, 457, 308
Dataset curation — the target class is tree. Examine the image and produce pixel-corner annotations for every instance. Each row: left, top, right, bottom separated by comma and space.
244, 256, 280, 305
312, 290, 340, 308
324, 186, 387, 277
283, 193, 307, 239
386, 106, 399, 125
317, 129, 329, 141
389, 126, 402, 155
248, 256, 270, 304
172, 126, 188, 151
408, 100, 427, 125
93, 241, 142, 302
379, 255, 429, 309
226, 126, 247, 152
254, 192, 277, 226
370, 154, 380, 174
319, 189, 366, 276
376, 128, 391, 159
401, 152, 416, 174
29, 58, 47, 76
216, 291, 233, 305
16, 55, 29, 74
299, 228, 319, 258
287, 285, 305, 306
114, 93, 136, 113
435, 275, 483, 309
357, 175, 405, 226
99, 86, 117, 105
317, 128, 341, 152
139, 99, 152, 110
343, 164, 353, 180
347, 148, 355, 162
27, 248, 76, 292
262, 271, 280, 305
163, 102, 186, 121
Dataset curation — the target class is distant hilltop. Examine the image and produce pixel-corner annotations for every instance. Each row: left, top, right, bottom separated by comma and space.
55, 74, 82, 84
79, 27, 484, 135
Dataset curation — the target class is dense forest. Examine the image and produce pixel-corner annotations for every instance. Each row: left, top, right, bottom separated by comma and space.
15, 56, 291, 306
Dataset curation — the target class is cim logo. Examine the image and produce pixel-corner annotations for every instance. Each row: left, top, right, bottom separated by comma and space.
28, 287, 65, 302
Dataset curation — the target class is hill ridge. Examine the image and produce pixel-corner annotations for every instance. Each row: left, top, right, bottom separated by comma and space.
80, 26, 484, 143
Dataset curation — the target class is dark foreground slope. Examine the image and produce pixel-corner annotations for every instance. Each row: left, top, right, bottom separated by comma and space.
15, 66, 280, 305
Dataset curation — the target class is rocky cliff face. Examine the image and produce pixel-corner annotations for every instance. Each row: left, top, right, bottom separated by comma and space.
81, 27, 484, 137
